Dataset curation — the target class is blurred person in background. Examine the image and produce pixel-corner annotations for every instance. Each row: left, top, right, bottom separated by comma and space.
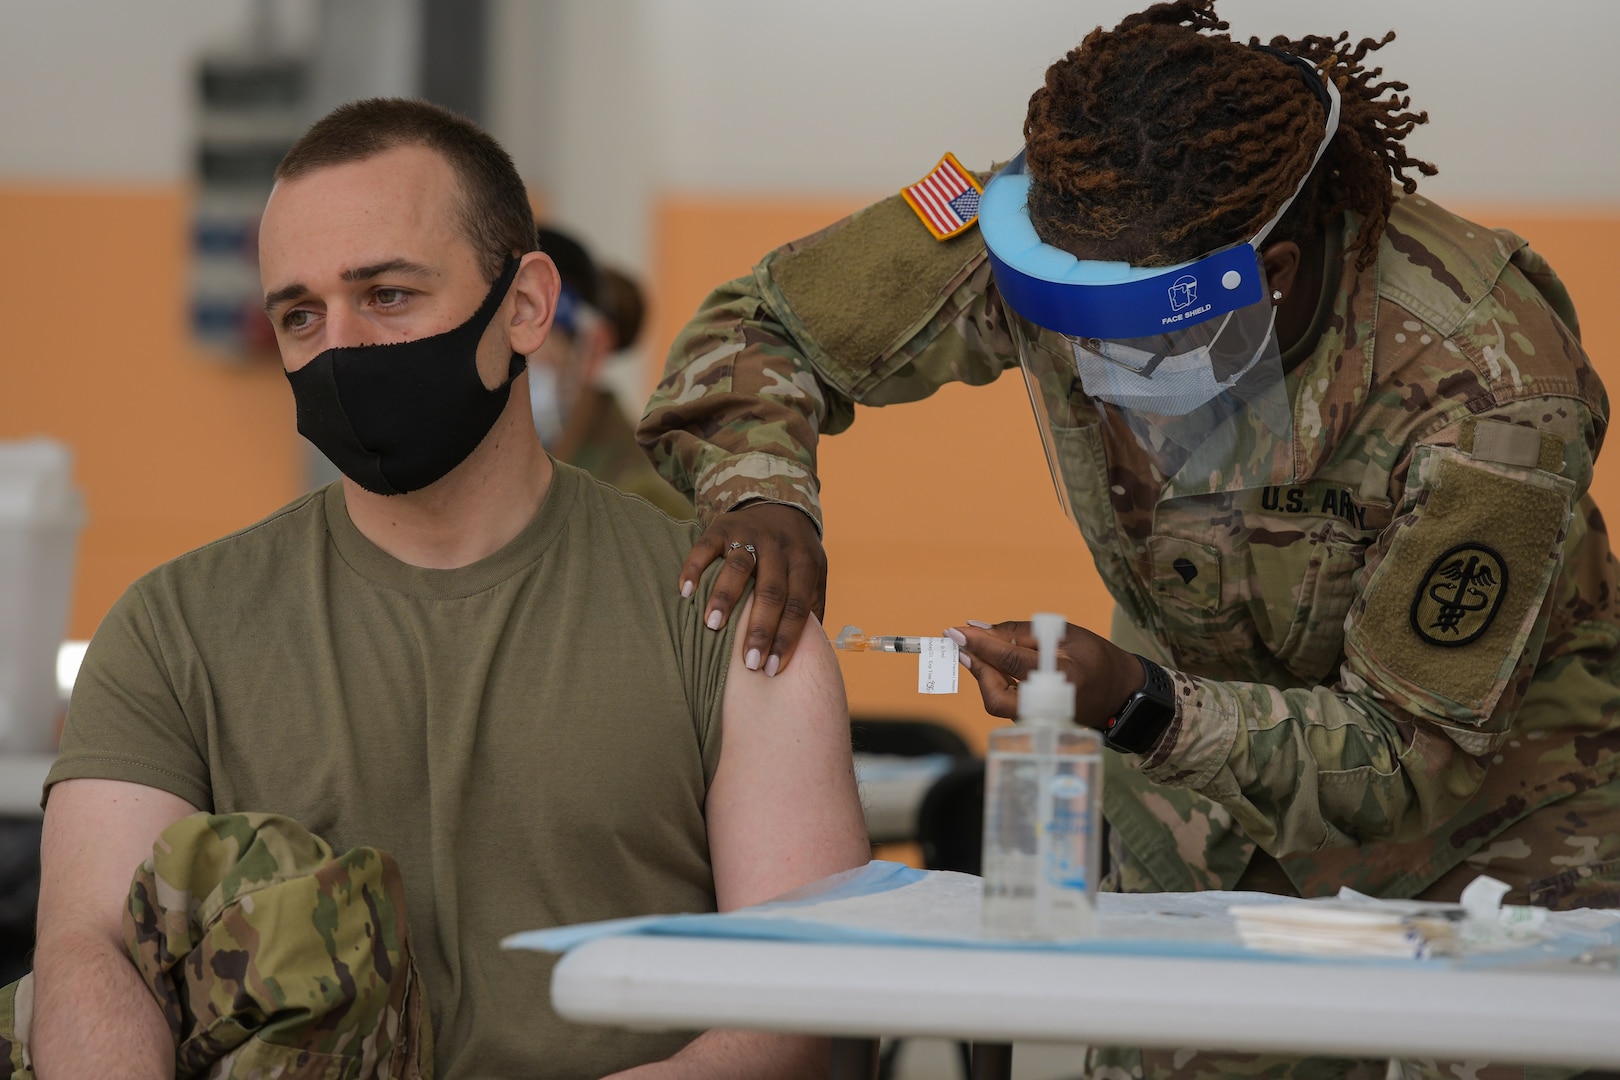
640, 3, 1620, 1076
531, 226, 694, 520
598, 265, 647, 358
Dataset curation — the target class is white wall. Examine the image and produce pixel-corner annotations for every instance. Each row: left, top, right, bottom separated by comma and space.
0, 0, 322, 183
489, 0, 657, 271
487, 0, 1620, 273
4, 0, 1614, 250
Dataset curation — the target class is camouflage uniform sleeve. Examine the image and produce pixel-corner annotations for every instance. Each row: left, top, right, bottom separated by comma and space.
637, 275, 844, 529
638, 191, 1017, 527
1134, 301, 1603, 859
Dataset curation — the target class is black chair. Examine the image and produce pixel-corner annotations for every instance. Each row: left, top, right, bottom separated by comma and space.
850, 716, 973, 761
916, 759, 985, 876
0, 820, 41, 986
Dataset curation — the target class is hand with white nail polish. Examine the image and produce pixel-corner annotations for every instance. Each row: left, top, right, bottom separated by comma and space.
673, 503, 827, 678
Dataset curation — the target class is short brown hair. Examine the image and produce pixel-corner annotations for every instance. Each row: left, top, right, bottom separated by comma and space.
276, 98, 535, 281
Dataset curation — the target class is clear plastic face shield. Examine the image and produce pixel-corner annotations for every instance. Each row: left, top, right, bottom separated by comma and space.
981, 53, 1340, 509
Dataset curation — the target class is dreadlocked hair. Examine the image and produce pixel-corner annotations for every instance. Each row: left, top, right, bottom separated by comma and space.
1023, 0, 1437, 271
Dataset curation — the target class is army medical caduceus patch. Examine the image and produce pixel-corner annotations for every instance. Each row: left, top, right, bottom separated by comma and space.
1410, 543, 1508, 647
1350, 452, 1571, 714
901, 153, 982, 240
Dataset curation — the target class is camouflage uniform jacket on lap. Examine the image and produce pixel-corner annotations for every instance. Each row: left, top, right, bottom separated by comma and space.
1, 812, 430, 1079
640, 183, 1620, 905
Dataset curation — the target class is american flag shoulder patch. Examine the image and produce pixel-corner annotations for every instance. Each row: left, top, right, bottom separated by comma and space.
900, 152, 983, 241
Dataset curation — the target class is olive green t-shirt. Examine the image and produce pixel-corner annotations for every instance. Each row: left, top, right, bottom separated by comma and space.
48, 462, 736, 1079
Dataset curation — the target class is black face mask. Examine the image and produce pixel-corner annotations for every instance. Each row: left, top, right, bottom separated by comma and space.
285, 257, 526, 495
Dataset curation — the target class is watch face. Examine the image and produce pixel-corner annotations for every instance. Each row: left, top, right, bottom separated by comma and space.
1105, 687, 1174, 755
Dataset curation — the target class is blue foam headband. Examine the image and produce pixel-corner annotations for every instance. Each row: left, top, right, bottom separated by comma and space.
981, 173, 1264, 339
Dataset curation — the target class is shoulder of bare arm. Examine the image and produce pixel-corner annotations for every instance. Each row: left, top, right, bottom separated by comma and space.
705, 598, 868, 911
39, 778, 197, 949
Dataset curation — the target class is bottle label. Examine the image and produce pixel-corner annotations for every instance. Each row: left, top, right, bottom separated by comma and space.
1045, 794, 1092, 890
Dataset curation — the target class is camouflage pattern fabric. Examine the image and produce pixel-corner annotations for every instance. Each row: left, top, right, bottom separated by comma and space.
1086, 1047, 1605, 1079
556, 387, 695, 520
640, 183, 1620, 900
1093, 773, 1618, 1080
0, 974, 33, 1078
639, 181, 1620, 1076
0, 812, 430, 1080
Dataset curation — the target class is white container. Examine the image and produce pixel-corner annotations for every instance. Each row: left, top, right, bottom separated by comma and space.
0, 439, 85, 752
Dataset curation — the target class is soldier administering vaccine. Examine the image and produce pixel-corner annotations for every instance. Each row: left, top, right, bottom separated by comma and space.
640, 3, 1620, 1074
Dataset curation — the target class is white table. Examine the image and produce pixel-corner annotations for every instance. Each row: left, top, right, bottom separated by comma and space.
552, 935, 1620, 1078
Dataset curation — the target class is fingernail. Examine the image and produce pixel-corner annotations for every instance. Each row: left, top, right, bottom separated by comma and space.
681, 580, 695, 599
707, 609, 723, 631
967, 619, 993, 629
944, 627, 967, 647
960, 652, 972, 669
765, 655, 781, 677
745, 648, 761, 671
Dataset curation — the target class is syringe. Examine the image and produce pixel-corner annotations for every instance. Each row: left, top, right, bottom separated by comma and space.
833, 625, 925, 654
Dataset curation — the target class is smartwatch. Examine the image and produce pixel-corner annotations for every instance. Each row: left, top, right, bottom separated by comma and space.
1102, 654, 1177, 755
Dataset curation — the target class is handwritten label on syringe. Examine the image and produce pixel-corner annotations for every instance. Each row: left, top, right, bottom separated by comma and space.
918, 637, 959, 695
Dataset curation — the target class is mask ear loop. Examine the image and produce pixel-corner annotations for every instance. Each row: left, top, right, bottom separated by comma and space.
1092, 310, 1240, 383
472, 255, 529, 384
1078, 337, 1167, 377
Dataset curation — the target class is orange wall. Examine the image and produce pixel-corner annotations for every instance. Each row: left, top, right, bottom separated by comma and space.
2, 183, 1616, 757
652, 196, 1620, 751
0, 185, 303, 639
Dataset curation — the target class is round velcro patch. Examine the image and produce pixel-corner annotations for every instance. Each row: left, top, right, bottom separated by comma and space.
1409, 542, 1508, 646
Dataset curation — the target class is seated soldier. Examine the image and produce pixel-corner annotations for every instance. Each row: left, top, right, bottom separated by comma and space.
28, 98, 868, 1080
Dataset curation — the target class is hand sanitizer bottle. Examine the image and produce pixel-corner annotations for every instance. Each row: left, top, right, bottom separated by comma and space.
981, 613, 1102, 940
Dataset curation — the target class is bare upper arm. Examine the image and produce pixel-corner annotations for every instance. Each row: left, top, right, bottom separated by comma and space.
38, 779, 197, 949
705, 599, 869, 912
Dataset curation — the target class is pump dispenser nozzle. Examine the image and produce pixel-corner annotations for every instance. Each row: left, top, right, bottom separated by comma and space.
1017, 612, 1075, 727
